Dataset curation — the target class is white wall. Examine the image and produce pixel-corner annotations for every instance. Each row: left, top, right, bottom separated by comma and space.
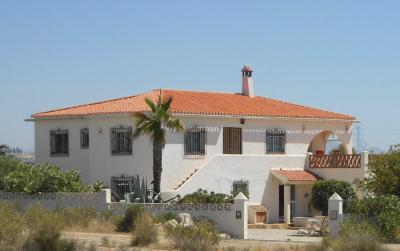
176, 154, 307, 223
162, 116, 353, 191
34, 115, 354, 208
35, 119, 91, 181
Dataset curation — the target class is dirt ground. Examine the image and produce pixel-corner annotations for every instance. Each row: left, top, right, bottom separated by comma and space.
62, 231, 321, 251
62, 231, 400, 251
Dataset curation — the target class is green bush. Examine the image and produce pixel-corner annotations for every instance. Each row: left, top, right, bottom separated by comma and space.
323, 218, 381, 251
362, 150, 400, 196
164, 220, 220, 251
155, 212, 176, 224
178, 189, 233, 204
131, 212, 158, 246
0, 156, 22, 190
3, 163, 88, 193
349, 195, 400, 243
311, 180, 356, 215
117, 205, 144, 232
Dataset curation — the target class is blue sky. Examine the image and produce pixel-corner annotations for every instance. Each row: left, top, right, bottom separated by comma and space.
0, 1, 399, 151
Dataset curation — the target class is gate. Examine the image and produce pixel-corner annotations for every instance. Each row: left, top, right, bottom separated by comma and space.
111, 176, 135, 201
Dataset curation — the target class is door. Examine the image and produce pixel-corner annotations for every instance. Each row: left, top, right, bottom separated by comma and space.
223, 127, 242, 154
256, 212, 266, 224
279, 185, 284, 221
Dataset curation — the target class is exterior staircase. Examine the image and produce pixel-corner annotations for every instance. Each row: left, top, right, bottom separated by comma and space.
174, 168, 199, 190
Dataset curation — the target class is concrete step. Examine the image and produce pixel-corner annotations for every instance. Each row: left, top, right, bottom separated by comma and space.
174, 168, 199, 190
248, 223, 294, 229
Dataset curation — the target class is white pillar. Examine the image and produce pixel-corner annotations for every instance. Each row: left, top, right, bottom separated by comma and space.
361, 151, 369, 177
328, 192, 343, 237
284, 184, 291, 225
233, 192, 248, 239
305, 152, 313, 170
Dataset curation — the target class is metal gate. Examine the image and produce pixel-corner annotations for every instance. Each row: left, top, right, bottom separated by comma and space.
111, 176, 135, 201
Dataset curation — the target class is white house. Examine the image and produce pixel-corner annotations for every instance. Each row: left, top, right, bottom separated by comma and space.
29, 66, 366, 224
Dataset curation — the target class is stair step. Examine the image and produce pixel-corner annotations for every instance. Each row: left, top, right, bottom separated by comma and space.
174, 168, 201, 190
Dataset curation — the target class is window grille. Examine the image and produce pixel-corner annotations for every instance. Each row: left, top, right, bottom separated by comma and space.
111, 127, 132, 156
266, 129, 286, 154
80, 128, 89, 149
184, 127, 206, 156
50, 129, 69, 157
232, 180, 249, 198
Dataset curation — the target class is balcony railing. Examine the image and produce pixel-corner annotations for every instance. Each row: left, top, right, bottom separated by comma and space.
309, 154, 361, 168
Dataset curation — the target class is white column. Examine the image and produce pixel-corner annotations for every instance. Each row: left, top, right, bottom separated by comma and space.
284, 184, 291, 225
328, 192, 343, 237
361, 151, 369, 177
305, 152, 313, 170
233, 192, 248, 239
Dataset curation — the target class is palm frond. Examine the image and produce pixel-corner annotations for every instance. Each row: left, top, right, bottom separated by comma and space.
161, 96, 173, 111
145, 98, 157, 113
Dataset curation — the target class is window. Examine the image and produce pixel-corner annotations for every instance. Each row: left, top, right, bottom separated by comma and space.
232, 180, 249, 198
111, 127, 132, 155
184, 127, 206, 156
266, 129, 286, 154
80, 128, 89, 149
50, 129, 69, 157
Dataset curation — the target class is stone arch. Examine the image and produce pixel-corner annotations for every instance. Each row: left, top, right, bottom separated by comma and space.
307, 130, 349, 155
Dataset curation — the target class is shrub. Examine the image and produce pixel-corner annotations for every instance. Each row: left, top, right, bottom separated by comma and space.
178, 189, 233, 204
90, 180, 106, 193
3, 164, 88, 193
155, 212, 176, 224
361, 150, 400, 196
23, 206, 76, 251
165, 220, 220, 251
117, 205, 144, 232
131, 212, 158, 246
0, 203, 25, 248
311, 180, 356, 215
0, 156, 22, 190
323, 218, 381, 251
349, 195, 400, 243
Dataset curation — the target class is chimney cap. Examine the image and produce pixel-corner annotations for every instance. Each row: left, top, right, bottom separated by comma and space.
241, 65, 253, 72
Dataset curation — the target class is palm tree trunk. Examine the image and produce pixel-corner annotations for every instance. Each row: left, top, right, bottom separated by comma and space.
153, 138, 163, 194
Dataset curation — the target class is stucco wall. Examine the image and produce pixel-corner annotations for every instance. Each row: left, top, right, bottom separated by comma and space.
176, 154, 307, 223
33, 115, 354, 208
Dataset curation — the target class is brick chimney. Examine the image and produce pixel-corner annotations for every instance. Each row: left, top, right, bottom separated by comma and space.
241, 65, 254, 97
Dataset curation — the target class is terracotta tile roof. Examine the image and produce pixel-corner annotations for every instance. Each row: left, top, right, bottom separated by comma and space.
275, 169, 321, 182
31, 89, 355, 120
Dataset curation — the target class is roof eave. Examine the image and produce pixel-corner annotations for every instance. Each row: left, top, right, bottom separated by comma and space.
27, 112, 359, 123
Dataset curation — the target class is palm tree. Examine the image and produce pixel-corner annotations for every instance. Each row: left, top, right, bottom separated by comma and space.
133, 95, 184, 194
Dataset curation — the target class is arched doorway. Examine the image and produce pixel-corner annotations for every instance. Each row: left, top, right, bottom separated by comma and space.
308, 131, 349, 155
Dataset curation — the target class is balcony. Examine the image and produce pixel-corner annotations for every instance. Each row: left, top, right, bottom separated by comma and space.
309, 154, 361, 168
